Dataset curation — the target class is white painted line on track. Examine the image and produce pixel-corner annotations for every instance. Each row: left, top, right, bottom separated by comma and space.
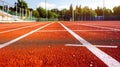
65, 44, 118, 48
58, 22, 120, 67
0, 22, 54, 49
0, 23, 44, 34
81, 24, 120, 31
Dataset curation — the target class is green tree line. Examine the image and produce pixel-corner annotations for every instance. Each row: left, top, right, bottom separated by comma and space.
33, 4, 120, 20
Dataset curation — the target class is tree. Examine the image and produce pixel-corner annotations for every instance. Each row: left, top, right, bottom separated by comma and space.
51, 8, 59, 18
104, 8, 112, 16
113, 6, 120, 16
75, 5, 79, 19
61, 9, 68, 17
95, 7, 103, 16
51, 9, 59, 14
32, 7, 58, 19
48, 10, 57, 19
0, 6, 2, 10
18, 0, 28, 9
81, 6, 91, 20
75, 5, 82, 20
69, 4, 73, 18
13, 0, 28, 16
32, 10, 39, 18
37, 7, 46, 18
78, 6, 82, 15
62, 9, 71, 21
90, 9, 97, 17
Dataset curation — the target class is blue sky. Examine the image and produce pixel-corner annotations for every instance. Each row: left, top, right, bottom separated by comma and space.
3, 0, 120, 10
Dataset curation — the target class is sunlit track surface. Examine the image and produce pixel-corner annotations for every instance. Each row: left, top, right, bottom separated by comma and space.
62, 21, 120, 62
0, 21, 120, 67
0, 23, 39, 32
0, 22, 36, 29
0, 22, 45, 32
0, 22, 49, 44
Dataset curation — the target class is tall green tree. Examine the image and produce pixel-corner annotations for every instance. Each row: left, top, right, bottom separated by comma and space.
75, 5, 79, 17
75, 5, 82, 20
82, 6, 90, 17
104, 8, 112, 16
37, 7, 46, 18
69, 4, 73, 18
32, 10, 39, 18
51, 8, 59, 18
14, 0, 28, 15
18, 0, 28, 9
59, 9, 70, 21
48, 10, 57, 19
95, 7, 103, 16
113, 6, 120, 16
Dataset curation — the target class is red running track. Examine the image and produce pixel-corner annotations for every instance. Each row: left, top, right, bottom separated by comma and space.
0, 21, 120, 67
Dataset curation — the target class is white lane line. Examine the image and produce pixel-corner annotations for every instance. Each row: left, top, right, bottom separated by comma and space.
65, 44, 118, 48
0, 22, 54, 49
81, 24, 120, 31
0, 23, 44, 34
59, 22, 120, 67
36, 30, 120, 32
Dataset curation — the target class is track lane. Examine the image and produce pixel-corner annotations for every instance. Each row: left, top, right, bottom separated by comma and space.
59, 22, 120, 66
81, 24, 120, 31
62, 22, 120, 45
0, 24, 29, 30
15, 22, 80, 45
0, 22, 49, 44
0, 22, 42, 32
81, 21, 120, 29
62, 22, 120, 62
0, 22, 35, 28
0, 23, 44, 34
0, 22, 54, 48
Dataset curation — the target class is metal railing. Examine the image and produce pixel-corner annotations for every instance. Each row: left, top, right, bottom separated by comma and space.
0, 0, 33, 21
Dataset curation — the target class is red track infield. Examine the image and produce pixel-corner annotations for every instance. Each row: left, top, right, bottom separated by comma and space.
0, 21, 120, 67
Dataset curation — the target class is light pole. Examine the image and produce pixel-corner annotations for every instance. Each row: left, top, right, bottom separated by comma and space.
29, 8, 33, 21
7, 3, 9, 21
2, 0, 4, 21
45, 0, 47, 21
72, 7, 74, 21
15, 2, 17, 16
70, 0, 75, 21
103, 0, 105, 20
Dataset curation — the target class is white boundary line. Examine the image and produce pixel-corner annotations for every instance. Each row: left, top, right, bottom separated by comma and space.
0, 23, 45, 34
81, 24, 120, 31
0, 22, 54, 49
58, 22, 120, 67
65, 44, 118, 48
